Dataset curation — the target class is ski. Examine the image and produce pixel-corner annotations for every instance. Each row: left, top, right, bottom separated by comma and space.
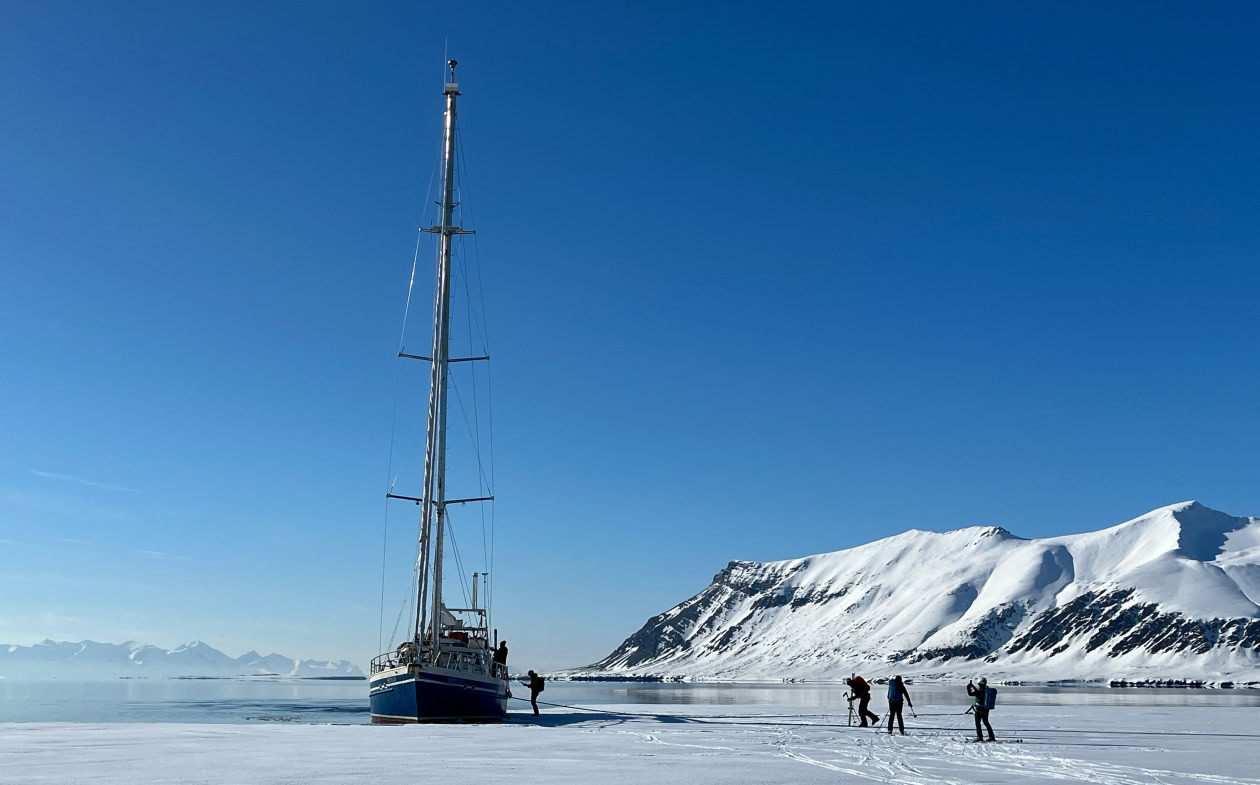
962, 738, 1023, 744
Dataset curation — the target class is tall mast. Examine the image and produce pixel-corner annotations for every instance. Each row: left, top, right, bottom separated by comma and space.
414, 60, 462, 656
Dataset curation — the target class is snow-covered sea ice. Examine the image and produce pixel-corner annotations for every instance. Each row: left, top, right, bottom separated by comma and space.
3, 701, 1258, 784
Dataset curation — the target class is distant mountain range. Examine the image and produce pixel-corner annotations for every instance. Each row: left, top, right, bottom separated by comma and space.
579, 502, 1260, 682
0, 639, 363, 679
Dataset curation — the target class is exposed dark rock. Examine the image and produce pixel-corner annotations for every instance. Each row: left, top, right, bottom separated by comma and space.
1004, 589, 1260, 660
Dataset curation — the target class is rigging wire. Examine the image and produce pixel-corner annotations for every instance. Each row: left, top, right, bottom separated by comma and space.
387, 563, 419, 650
404, 54, 459, 642
387, 225, 442, 493
486, 369, 497, 621
454, 128, 494, 349
377, 97, 444, 654
447, 184, 493, 502
456, 242, 488, 573
455, 241, 490, 575
377, 495, 391, 654
377, 234, 421, 654
448, 373, 493, 492
445, 508, 472, 607
377, 88, 498, 652
455, 126, 498, 617
397, 119, 444, 357
377, 229, 428, 653
396, 231, 424, 354
378, 58, 513, 663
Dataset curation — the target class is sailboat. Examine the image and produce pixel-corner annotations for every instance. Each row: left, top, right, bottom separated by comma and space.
369, 60, 510, 723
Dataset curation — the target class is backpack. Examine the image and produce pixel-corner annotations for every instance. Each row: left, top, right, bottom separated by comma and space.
851, 676, 869, 696
887, 680, 902, 702
536, 676, 546, 692
983, 686, 997, 710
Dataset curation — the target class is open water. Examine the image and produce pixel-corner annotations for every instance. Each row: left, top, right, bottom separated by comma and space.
1, 679, 1257, 724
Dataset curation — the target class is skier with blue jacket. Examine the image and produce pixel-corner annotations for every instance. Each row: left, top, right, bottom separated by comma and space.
886, 675, 913, 735
967, 677, 996, 741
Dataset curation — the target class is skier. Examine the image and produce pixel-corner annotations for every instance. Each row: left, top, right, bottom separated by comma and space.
967, 677, 996, 742
521, 669, 546, 716
845, 675, 880, 727
886, 675, 913, 735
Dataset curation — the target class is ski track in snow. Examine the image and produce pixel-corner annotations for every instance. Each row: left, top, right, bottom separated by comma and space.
665, 722, 1259, 785
2, 703, 1258, 784
593, 707, 1260, 785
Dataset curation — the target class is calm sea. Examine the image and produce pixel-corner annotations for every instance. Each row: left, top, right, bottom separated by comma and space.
1, 679, 1257, 724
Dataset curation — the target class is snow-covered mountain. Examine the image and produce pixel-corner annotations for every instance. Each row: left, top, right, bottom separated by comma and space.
582, 502, 1260, 682
0, 639, 364, 680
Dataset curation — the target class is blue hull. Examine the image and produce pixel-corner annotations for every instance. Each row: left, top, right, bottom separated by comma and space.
370, 667, 509, 723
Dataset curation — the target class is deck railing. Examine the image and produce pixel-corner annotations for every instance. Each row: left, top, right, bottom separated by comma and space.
371, 644, 510, 679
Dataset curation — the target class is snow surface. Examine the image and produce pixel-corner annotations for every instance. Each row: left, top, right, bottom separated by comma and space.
585, 502, 1260, 681
2, 703, 1258, 784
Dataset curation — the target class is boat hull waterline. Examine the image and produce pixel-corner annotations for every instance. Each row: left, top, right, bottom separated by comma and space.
369, 666, 510, 723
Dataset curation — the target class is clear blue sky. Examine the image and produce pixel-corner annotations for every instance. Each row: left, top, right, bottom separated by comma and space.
1, 2, 1257, 671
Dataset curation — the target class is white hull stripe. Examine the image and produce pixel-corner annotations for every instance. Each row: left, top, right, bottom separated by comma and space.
371, 673, 505, 691
369, 678, 415, 693
370, 683, 504, 698
371, 671, 502, 684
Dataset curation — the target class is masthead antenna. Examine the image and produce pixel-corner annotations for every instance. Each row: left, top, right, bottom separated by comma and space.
445, 59, 460, 96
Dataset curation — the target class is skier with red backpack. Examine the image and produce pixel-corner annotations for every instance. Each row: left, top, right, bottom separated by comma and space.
845, 674, 880, 727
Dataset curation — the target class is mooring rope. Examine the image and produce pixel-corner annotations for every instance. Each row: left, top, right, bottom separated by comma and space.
507, 695, 719, 719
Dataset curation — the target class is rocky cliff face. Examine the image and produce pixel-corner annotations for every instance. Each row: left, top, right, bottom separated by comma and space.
583, 502, 1260, 681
